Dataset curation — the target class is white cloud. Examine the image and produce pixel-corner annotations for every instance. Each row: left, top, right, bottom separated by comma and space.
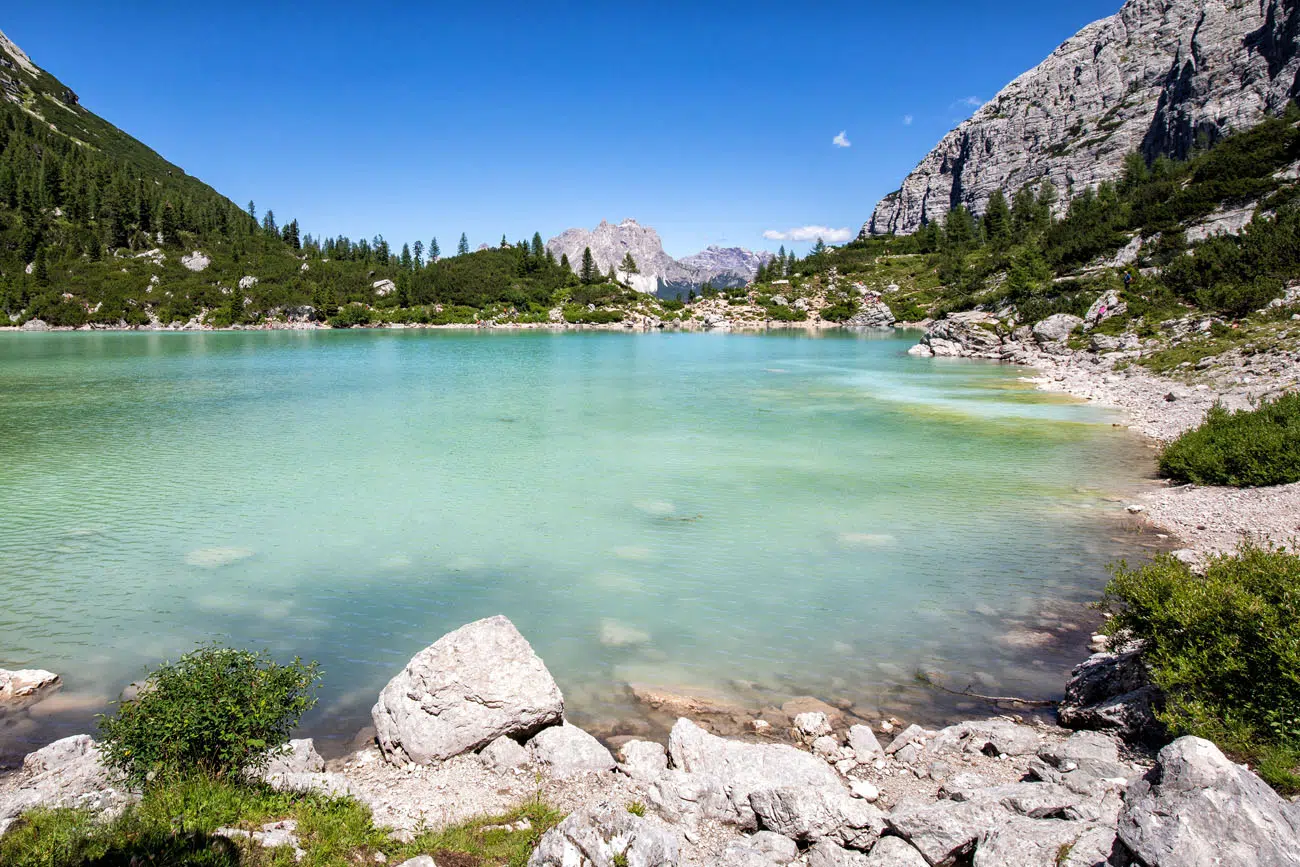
957, 96, 985, 109
832, 130, 851, 148
763, 226, 854, 243
903, 114, 914, 126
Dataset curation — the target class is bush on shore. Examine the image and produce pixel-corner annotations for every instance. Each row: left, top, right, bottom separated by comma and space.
97, 646, 321, 784
1158, 393, 1300, 487
1102, 545, 1300, 791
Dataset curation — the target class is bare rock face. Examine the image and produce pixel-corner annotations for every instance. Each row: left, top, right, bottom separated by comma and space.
1057, 642, 1163, 743
372, 615, 564, 764
527, 804, 680, 867
867, 0, 1300, 236
667, 718, 846, 831
1119, 736, 1300, 867
1, 735, 135, 837
526, 722, 615, 779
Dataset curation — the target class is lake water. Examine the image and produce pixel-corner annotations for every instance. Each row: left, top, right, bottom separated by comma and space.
0, 329, 1163, 757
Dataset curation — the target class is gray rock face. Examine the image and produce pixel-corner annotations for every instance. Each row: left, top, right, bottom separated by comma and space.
914, 312, 1008, 359
929, 720, 1041, 758
261, 738, 325, 776
617, 739, 669, 781
848, 725, 884, 759
867, 0, 1300, 236
972, 816, 1103, 867
371, 615, 565, 764
546, 219, 771, 293
480, 735, 530, 772
667, 718, 845, 831
1, 735, 135, 837
527, 722, 615, 779
863, 837, 929, 867
645, 769, 734, 826
1057, 642, 1163, 743
527, 804, 679, 867
1118, 736, 1300, 867
845, 298, 897, 328
806, 841, 870, 867
887, 800, 1011, 866
748, 786, 885, 850
1032, 314, 1084, 346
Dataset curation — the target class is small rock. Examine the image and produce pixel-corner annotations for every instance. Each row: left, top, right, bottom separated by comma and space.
794, 712, 833, 739
849, 781, 880, 802
527, 722, 615, 779
848, 725, 884, 758
479, 735, 530, 772
616, 739, 668, 781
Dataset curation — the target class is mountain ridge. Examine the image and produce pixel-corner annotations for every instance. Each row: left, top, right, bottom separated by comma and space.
546, 219, 772, 295
867, 0, 1300, 236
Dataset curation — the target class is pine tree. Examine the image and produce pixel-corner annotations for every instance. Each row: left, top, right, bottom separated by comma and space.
580, 246, 598, 284
811, 237, 827, 257
247, 201, 256, 223
400, 243, 413, 270
262, 209, 277, 235
413, 240, 424, 267
159, 201, 180, 246
620, 252, 638, 278
943, 206, 976, 249
560, 252, 571, 273
458, 233, 469, 255
429, 237, 440, 261
33, 247, 48, 284
531, 232, 545, 261
983, 190, 1011, 243
1011, 184, 1038, 240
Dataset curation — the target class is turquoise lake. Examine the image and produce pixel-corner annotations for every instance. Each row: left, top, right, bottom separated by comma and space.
0, 329, 1163, 756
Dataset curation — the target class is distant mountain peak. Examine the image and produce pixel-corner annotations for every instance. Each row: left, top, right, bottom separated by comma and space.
546, 220, 772, 295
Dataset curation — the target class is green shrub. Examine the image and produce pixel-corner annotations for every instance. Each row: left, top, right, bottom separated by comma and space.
98, 646, 321, 784
819, 300, 859, 322
329, 303, 373, 328
1102, 545, 1300, 790
562, 304, 623, 324
763, 304, 807, 322
1159, 393, 1300, 487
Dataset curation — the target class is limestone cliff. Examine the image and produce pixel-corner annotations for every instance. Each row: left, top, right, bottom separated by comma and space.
867, 0, 1300, 236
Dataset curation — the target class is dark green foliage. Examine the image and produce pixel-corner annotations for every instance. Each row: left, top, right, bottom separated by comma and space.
579, 246, 598, 284
818, 299, 859, 322
97, 646, 321, 784
329, 303, 374, 328
1103, 545, 1300, 791
1158, 394, 1300, 487
563, 303, 623, 324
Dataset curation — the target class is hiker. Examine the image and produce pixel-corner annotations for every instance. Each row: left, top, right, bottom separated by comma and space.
1122, 270, 1133, 289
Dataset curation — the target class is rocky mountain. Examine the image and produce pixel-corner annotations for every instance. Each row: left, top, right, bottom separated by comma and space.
546, 220, 772, 295
866, 0, 1300, 236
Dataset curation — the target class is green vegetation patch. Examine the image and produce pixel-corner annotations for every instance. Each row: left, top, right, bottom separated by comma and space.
0, 777, 560, 867
98, 646, 321, 785
1103, 545, 1300, 791
1159, 393, 1300, 487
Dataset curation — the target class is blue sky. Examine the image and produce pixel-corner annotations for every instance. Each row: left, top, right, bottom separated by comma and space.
5, 1, 1119, 256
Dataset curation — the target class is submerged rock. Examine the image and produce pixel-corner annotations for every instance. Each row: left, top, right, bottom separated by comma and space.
372, 615, 564, 764
0, 669, 60, 707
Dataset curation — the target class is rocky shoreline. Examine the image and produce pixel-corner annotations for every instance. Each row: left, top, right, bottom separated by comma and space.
906, 309, 1300, 563
3, 616, 1296, 866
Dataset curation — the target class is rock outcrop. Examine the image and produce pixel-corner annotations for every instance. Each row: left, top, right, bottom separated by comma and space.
1058, 642, 1164, 743
867, 0, 1300, 236
546, 220, 772, 294
528, 805, 680, 867
372, 615, 565, 764
1119, 736, 1300, 866
0, 735, 135, 837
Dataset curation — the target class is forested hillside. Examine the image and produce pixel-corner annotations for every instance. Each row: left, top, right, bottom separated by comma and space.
754, 105, 1300, 357
0, 32, 662, 329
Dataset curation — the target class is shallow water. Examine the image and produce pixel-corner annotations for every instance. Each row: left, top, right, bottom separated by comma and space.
0, 329, 1162, 755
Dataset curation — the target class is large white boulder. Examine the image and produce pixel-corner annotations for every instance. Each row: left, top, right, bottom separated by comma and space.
1118, 736, 1300, 866
181, 251, 211, 272
0, 669, 60, 703
372, 615, 564, 764
1031, 313, 1083, 346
